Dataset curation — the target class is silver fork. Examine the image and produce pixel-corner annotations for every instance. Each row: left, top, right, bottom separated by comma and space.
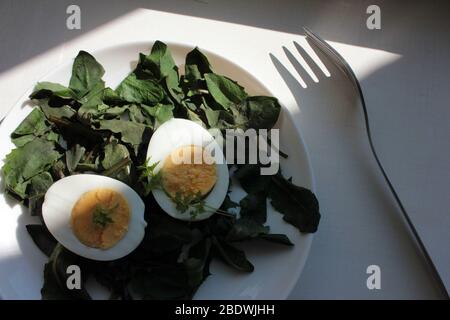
302, 27, 449, 299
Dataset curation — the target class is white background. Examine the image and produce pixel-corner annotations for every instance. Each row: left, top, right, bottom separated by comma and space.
0, 0, 449, 299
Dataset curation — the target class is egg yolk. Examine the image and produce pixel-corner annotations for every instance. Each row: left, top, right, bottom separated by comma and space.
71, 188, 130, 250
161, 145, 217, 200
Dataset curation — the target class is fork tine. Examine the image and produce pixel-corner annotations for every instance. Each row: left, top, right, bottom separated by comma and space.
304, 40, 344, 82
282, 46, 314, 87
302, 26, 450, 299
269, 53, 305, 91
293, 41, 326, 80
303, 27, 357, 89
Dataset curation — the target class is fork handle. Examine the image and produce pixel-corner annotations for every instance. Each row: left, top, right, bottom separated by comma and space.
360, 83, 450, 300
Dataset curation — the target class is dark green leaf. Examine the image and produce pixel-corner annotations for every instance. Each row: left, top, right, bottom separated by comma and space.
42, 244, 91, 300
244, 96, 281, 130
11, 134, 36, 147
101, 140, 130, 181
51, 160, 67, 180
98, 119, 149, 155
69, 51, 105, 98
142, 103, 174, 127
46, 131, 60, 143
146, 214, 192, 254
185, 47, 212, 76
239, 191, 267, 224
202, 106, 220, 128
259, 234, 293, 246
212, 236, 254, 272
89, 260, 132, 300
143, 41, 180, 96
220, 194, 239, 211
269, 174, 321, 233
49, 116, 104, 148
30, 82, 76, 100
116, 73, 164, 105
184, 238, 212, 288
102, 87, 126, 106
184, 64, 202, 85
179, 104, 205, 127
29, 197, 44, 217
2, 138, 61, 199
41, 262, 74, 300
208, 214, 235, 237
128, 104, 147, 124
234, 164, 271, 194
26, 224, 57, 257
77, 82, 108, 118
205, 73, 248, 110
199, 96, 228, 128
40, 104, 76, 120
12, 108, 49, 137
104, 105, 129, 118
226, 218, 269, 242
65, 144, 86, 173
101, 157, 130, 178
28, 172, 53, 199
11, 108, 61, 147
226, 96, 281, 130
182, 48, 212, 97
130, 265, 192, 300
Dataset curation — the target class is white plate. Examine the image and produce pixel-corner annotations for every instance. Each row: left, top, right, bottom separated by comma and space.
0, 42, 314, 300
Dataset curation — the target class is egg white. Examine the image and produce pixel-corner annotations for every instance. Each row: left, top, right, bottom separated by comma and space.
42, 174, 147, 261
146, 118, 229, 221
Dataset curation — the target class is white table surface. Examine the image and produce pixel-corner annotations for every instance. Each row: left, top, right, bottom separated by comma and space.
0, 0, 449, 299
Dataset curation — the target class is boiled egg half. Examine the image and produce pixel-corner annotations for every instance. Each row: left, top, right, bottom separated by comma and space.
42, 174, 146, 261
146, 118, 229, 221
